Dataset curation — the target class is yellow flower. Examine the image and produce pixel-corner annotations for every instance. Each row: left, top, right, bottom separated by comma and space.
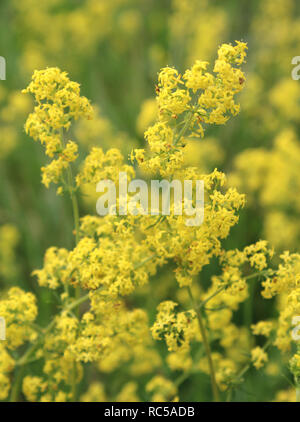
251, 347, 268, 369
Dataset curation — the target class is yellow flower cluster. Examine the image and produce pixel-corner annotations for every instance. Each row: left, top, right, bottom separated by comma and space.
76, 147, 135, 187
0, 344, 15, 400
32, 247, 69, 289
23, 67, 93, 189
290, 349, 300, 388
146, 375, 177, 402
251, 321, 274, 337
151, 301, 197, 352
261, 252, 300, 352
251, 346, 268, 369
131, 41, 247, 177
17, 295, 161, 402
0, 287, 38, 350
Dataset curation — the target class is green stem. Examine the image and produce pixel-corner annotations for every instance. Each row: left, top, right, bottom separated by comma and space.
67, 292, 90, 312
67, 166, 80, 245
66, 164, 81, 402
229, 337, 273, 395
174, 111, 194, 145
134, 254, 157, 270
197, 286, 226, 310
10, 341, 37, 401
296, 383, 300, 402
67, 171, 81, 309
62, 126, 80, 307
195, 270, 272, 313
9, 366, 25, 402
244, 270, 272, 281
71, 363, 77, 403
174, 347, 204, 388
226, 388, 233, 402
187, 287, 220, 402
244, 278, 254, 329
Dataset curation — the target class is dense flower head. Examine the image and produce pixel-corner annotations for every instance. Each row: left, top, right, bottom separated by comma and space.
22, 67, 93, 122
0, 344, 15, 400
131, 41, 247, 179
76, 147, 135, 187
146, 375, 177, 402
0, 287, 38, 349
251, 346, 268, 369
23, 67, 93, 190
151, 301, 197, 352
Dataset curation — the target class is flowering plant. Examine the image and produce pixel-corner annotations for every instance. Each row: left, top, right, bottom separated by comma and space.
0, 40, 299, 403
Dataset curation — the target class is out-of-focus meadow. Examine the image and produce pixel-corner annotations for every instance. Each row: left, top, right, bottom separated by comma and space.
0, 0, 300, 402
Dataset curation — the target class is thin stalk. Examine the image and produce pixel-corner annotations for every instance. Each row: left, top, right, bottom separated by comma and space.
187, 287, 220, 402
244, 270, 273, 281
296, 383, 300, 402
174, 347, 204, 389
66, 161, 81, 402
67, 166, 80, 246
62, 127, 80, 305
227, 337, 273, 401
174, 111, 194, 145
226, 388, 233, 402
197, 286, 226, 310
195, 270, 272, 312
67, 292, 90, 312
10, 343, 37, 401
9, 367, 25, 402
15, 292, 91, 367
